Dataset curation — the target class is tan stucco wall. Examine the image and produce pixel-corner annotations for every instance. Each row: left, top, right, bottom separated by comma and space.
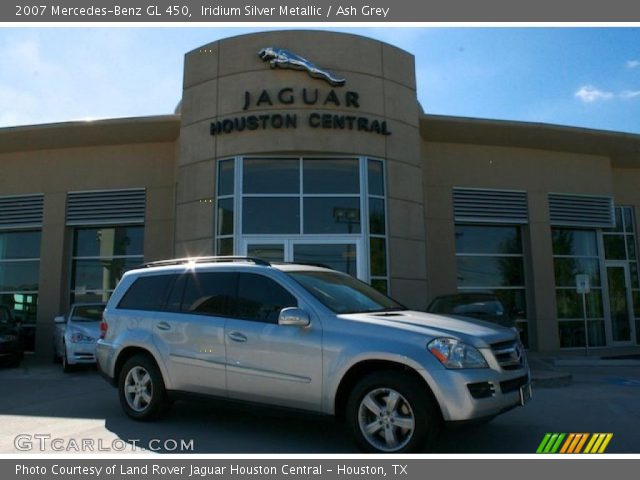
612, 168, 640, 212
177, 30, 427, 308
423, 141, 613, 351
0, 142, 176, 355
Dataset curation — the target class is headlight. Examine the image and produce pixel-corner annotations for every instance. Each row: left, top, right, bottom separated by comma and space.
69, 333, 95, 343
428, 337, 488, 369
0, 334, 17, 343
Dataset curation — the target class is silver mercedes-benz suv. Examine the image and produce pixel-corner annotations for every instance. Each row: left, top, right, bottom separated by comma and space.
96, 256, 531, 453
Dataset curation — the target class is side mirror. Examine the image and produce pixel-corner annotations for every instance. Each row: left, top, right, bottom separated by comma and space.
278, 307, 310, 327
54, 316, 66, 324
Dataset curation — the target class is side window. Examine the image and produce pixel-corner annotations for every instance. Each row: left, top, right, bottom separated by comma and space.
181, 272, 236, 317
236, 273, 297, 324
165, 274, 187, 312
117, 275, 176, 311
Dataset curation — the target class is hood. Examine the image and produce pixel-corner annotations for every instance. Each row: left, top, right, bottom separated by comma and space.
66, 321, 101, 339
339, 310, 517, 347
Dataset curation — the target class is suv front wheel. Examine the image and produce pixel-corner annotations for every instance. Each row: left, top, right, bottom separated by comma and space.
345, 370, 440, 453
118, 354, 168, 421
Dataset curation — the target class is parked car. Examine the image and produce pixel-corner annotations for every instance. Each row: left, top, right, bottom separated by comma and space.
97, 257, 530, 453
427, 292, 520, 329
53, 303, 106, 372
0, 305, 23, 367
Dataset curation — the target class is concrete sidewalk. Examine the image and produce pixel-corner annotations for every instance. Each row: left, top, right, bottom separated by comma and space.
528, 347, 640, 388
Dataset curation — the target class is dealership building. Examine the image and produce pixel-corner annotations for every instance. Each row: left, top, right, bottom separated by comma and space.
2, 30, 640, 355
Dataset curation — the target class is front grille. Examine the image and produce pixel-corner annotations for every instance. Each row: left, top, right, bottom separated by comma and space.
500, 375, 529, 394
491, 339, 525, 370
467, 381, 495, 399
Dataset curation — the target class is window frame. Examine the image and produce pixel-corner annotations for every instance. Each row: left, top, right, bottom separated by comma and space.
214, 156, 390, 294
69, 224, 144, 304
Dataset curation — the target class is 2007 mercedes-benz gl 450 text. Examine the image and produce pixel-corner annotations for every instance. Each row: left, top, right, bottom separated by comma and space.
96, 256, 531, 453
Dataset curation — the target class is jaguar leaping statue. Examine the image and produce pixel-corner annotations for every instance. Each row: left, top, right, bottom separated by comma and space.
258, 47, 346, 87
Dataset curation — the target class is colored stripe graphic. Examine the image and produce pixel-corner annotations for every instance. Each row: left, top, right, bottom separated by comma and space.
537, 433, 613, 453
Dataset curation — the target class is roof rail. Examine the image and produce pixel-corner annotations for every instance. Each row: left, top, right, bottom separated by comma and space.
139, 256, 271, 268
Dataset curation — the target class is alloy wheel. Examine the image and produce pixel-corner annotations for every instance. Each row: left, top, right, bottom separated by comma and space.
357, 387, 415, 452
124, 366, 154, 412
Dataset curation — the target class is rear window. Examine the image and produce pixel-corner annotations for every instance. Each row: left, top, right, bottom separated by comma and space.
118, 274, 176, 311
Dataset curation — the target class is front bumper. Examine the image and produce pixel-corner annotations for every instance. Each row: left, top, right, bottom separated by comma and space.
65, 342, 97, 365
421, 366, 531, 422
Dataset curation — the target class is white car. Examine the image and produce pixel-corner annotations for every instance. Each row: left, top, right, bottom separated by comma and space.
53, 303, 106, 372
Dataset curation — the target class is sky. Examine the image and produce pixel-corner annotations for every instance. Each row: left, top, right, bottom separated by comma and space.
1, 27, 640, 133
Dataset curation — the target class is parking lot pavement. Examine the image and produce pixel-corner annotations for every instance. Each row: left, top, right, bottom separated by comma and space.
1, 356, 639, 454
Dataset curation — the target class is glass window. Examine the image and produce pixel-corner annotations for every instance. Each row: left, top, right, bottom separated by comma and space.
217, 157, 390, 296
236, 273, 297, 323
553, 258, 601, 287
624, 207, 635, 233
73, 226, 144, 257
303, 159, 359, 194
370, 278, 388, 295
294, 244, 357, 276
627, 236, 637, 260
455, 224, 528, 347
247, 244, 285, 263
0, 231, 41, 259
71, 226, 144, 304
368, 159, 384, 197
118, 275, 176, 311
216, 198, 234, 236
604, 235, 626, 260
456, 256, 525, 288
218, 159, 234, 196
0, 262, 40, 292
370, 238, 387, 277
181, 272, 236, 317
243, 158, 299, 194
369, 198, 386, 235
556, 289, 604, 319
455, 226, 522, 255
304, 197, 361, 234
0, 293, 37, 325
552, 229, 598, 257
559, 320, 606, 348
71, 258, 141, 292
217, 238, 233, 256
243, 197, 300, 234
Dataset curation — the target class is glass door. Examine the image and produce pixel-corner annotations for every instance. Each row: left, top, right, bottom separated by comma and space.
246, 243, 286, 263
605, 263, 635, 344
292, 241, 358, 277
243, 238, 362, 278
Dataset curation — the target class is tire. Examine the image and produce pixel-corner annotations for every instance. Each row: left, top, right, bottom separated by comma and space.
118, 353, 168, 421
62, 344, 74, 373
345, 370, 441, 453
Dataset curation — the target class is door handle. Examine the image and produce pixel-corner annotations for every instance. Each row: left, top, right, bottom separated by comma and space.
156, 321, 171, 331
227, 331, 248, 343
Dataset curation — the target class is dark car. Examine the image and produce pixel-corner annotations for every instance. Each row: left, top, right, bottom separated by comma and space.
0, 305, 23, 367
427, 292, 518, 329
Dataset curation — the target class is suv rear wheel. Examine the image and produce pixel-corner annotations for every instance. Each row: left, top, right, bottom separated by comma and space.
118, 354, 168, 421
345, 370, 440, 453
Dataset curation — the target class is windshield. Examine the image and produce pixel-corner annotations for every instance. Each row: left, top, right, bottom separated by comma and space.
287, 271, 405, 314
71, 305, 105, 322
